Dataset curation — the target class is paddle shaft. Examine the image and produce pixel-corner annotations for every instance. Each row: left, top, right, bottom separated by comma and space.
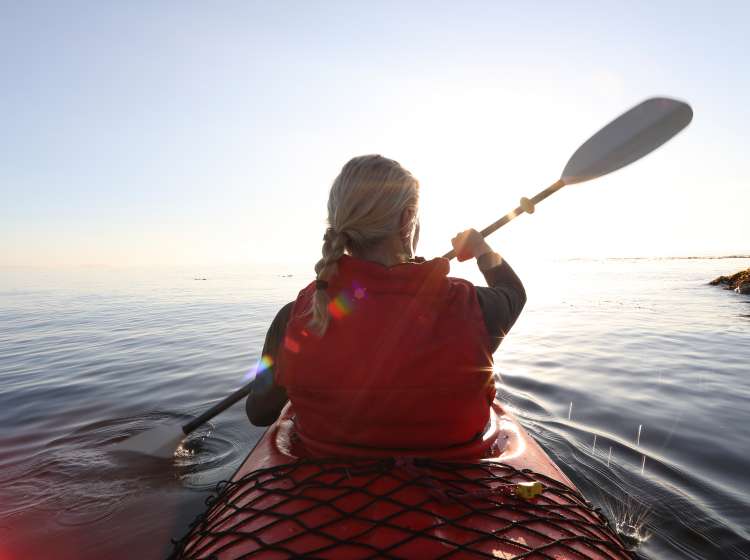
181, 382, 254, 435
442, 178, 566, 260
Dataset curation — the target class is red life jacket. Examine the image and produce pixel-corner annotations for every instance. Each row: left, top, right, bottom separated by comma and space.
276, 255, 494, 452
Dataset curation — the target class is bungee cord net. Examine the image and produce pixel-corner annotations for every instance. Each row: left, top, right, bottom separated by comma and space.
171, 458, 634, 560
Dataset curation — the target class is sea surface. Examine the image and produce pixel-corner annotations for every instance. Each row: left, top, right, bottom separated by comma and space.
1, 257, 749, 559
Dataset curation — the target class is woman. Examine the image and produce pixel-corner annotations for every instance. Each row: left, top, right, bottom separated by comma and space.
246, 155, 526, 453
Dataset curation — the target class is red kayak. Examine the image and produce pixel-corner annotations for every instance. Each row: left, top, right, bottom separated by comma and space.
172, 401, 633, 559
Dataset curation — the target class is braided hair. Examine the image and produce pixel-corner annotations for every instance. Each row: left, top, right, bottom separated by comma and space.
308, 155, 419, 335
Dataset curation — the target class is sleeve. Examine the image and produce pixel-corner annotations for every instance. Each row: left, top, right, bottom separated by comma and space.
245, 301, 294, 427
474, 256, 527, 354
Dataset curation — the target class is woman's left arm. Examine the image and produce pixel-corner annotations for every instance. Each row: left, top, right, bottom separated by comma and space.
245, 301, 293, 426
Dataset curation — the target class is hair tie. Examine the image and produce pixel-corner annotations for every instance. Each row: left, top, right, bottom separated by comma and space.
315, 279, 329, 290
323, 227, 336, 242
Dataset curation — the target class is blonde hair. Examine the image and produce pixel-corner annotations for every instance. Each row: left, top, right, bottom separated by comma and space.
308, 155, 419, 335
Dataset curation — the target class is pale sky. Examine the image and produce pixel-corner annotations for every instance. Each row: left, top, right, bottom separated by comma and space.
1, 1, 748, 268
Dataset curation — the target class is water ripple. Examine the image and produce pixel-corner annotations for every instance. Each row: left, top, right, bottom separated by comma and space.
2, 260, 750, 559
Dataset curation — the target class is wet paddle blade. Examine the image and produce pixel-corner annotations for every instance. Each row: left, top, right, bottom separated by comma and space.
113, 423, 186, 459
561, 97, 693, 185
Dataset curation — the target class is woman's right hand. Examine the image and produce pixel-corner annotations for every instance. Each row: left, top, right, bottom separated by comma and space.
451, 229, 493, 262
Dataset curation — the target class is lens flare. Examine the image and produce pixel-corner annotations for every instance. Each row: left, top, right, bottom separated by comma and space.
328, 291, 353, 320
258, 354, 274, 372
243, 354, 274, 382
352, 281, 367, 300
283, 335, 300, 354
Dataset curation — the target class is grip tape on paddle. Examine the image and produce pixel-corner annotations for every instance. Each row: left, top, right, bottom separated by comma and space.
520, 197, 535, 214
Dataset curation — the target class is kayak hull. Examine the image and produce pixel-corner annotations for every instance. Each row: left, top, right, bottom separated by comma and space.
173, 401, 633, 559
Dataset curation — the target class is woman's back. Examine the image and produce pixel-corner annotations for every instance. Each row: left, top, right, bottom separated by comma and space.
277, 255, 494, 450
245, 155, 526, 454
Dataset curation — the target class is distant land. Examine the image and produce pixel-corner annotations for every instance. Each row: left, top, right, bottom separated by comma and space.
566, 255, 750, 262
1, 255, 750, 270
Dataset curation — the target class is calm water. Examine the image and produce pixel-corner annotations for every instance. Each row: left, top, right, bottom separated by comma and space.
1, 258, 749, 559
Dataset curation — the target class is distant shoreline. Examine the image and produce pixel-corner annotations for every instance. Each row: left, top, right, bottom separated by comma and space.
565, 255, 750, 262
2, 255, 750, 270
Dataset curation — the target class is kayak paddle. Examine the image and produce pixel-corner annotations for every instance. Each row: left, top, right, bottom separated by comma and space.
442, 97, 693, 259
117, 96, 692, 459
114, 383, 254, 458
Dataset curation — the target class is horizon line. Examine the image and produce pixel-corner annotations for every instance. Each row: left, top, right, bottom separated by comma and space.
2, 254, 749, 270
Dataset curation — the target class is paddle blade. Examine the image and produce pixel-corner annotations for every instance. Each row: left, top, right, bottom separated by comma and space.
561, 97, 693, 185
113, 422, 186, 459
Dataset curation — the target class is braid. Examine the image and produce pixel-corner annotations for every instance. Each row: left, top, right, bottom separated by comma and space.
308, 228, 347, 335
307, 155, 419, 336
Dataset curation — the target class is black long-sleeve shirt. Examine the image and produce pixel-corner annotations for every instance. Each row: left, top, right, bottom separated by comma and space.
246, 257, 526, 426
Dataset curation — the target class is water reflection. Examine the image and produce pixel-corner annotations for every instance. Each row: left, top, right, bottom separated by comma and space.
1, 259, 749, 558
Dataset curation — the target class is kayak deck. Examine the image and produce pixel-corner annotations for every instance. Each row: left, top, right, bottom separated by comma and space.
172, 402, 633, 559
